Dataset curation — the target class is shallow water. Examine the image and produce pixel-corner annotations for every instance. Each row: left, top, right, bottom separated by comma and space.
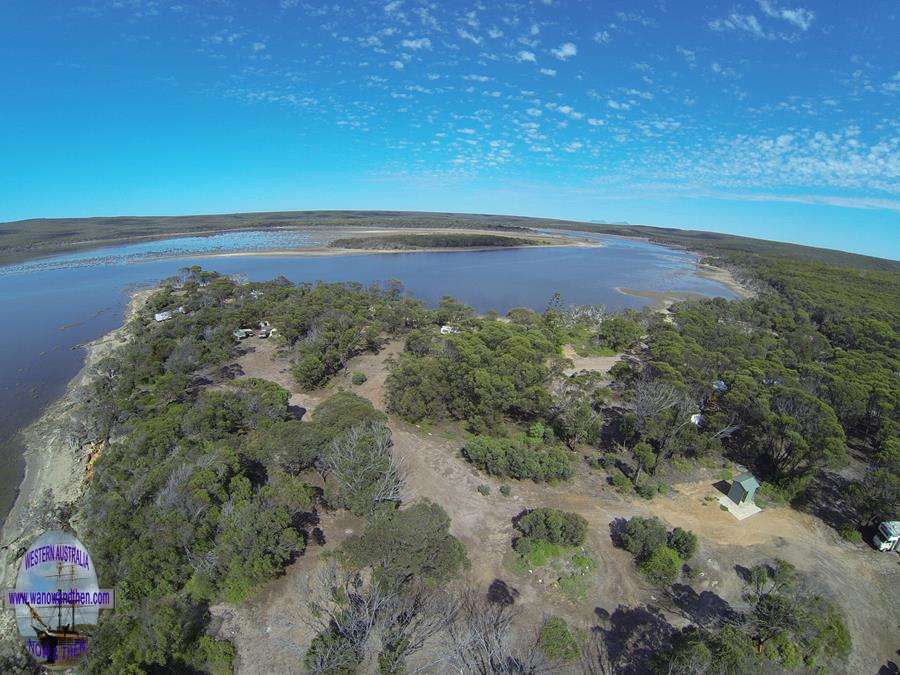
0, 230, 736, 525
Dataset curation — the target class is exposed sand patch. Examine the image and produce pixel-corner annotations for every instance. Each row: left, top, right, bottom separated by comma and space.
561, 344, 622, 377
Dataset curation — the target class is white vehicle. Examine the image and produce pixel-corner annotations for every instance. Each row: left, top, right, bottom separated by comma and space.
873, 521, 900, 551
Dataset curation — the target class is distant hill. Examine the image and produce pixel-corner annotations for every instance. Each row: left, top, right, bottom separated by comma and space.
1, 210, 897, 271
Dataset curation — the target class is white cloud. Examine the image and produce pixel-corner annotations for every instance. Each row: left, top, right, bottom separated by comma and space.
458, 128, 477, 135
587, 118, 605, 126
463, 74, 490, 82
516, 50, 536, 62
551, 42, 577, 60
251, 42, 266, 52
389, 60, 404, 70
554, 104, 584, 119
457, 28, 482, 45
709, 13, 767, 38
487, 27, 503, 38
384, 0, 402, 14
757, 0, 814, 30
401, 37, 431, 50
607, 99, 630, 110
539, 68, 556, 76
526, 107, 543, 116
675, 46, 695, 62
594, 31, 611, 44
564, 141, 583, 152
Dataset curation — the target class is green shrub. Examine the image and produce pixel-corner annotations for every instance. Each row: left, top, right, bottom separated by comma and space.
639, 545, 681, 587
351, 371, 368, 385
635, 480, 657, 500
620, 516, 668, 560
512, 537, 568, 571
499, 484, 511, 496
838, 524, 862, 543
304, 627, 359, 674
462, 435, 573, 482
667, 527, 699, 561
610, 469, 633, 494
477, 484, 491, 496
538, 617, 581, 662
516, 508, 588, 547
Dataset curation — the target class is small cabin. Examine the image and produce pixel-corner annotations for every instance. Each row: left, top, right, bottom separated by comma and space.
233, 328, 254, 340
713, 379, 728, 393
690, 413, 703, 426
728, 472, 760, 505
154, 310, 174, 322
440, 325, 460, 335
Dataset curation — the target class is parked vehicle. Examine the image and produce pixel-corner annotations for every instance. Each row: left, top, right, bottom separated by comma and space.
873, 521, 900, 551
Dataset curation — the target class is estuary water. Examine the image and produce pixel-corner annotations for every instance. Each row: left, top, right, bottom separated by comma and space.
0, 230, 736, 524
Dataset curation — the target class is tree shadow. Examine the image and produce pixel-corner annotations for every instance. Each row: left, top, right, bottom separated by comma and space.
669, 583, 742, 628
597, 604, 676, 674
217, 363, 245, 380
288, 404, 307, 421
791, 469, 856, 533
608, 517, 628, 549
876, 657, 898, 674
486, 579, 519, 606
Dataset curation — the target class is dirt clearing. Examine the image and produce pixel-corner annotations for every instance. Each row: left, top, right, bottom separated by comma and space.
213, 338, 899, 674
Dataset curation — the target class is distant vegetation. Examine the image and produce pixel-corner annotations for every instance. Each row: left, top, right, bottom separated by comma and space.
4, 209, 896, 271
330, 232, 543, 249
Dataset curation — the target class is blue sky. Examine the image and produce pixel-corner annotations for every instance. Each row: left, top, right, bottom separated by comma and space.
1, 1, 898, 258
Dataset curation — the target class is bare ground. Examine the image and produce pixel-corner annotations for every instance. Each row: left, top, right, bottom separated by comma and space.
212, 338, 900, 675
561, 344, 622, 377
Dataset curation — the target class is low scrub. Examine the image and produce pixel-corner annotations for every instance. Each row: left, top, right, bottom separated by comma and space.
462, 434, 572, 482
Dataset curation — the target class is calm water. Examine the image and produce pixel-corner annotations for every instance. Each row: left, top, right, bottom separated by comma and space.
0, 231, 735, 525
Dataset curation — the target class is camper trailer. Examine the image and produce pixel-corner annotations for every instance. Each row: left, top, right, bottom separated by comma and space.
873, 521, 900, 552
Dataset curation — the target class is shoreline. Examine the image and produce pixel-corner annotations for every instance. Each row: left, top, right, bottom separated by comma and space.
204, 239, 599, 259
0, 226, 586, 268
0, 289, 152, 593
694, 261, 755, 299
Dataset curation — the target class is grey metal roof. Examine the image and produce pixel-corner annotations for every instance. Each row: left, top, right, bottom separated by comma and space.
734, 472, 760, 490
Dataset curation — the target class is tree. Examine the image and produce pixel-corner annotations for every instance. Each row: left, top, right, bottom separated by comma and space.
596, 315, 643, 351
632, 441, 657, 481
436, 585, 549, 674
764, 385, 848, 486
667, 527, 698, 561
639, 546, 681, 587
741, 559, 852, 670
341, 500, 468, 588
324, 422, 406, 518
550, 372, 607, 448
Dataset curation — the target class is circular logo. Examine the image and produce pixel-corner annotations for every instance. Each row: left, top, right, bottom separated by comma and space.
5, 530, 113, 668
